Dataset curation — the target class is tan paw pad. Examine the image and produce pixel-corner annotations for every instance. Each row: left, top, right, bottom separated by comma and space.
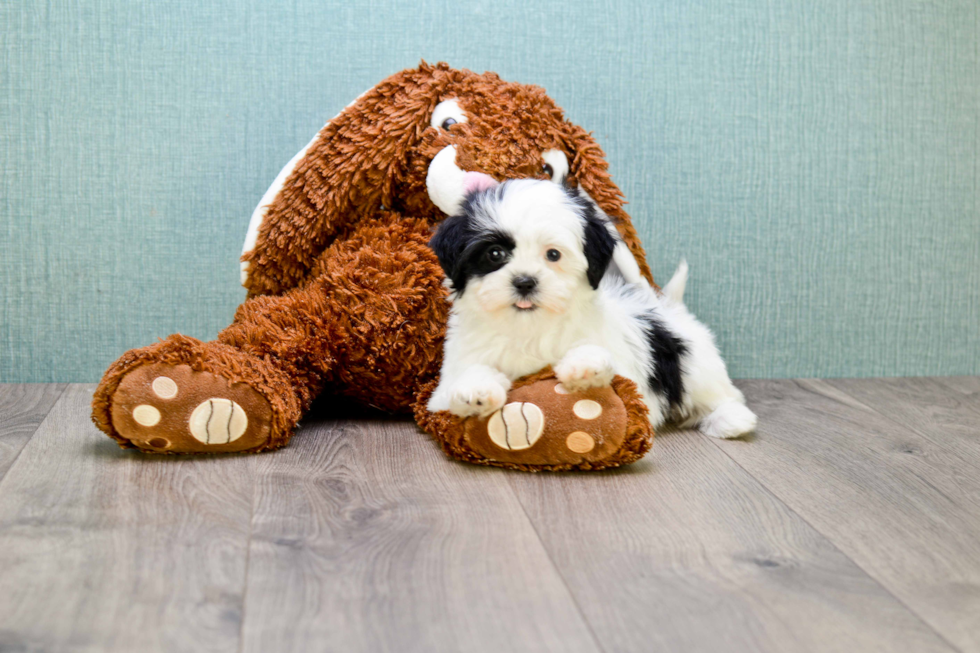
487, 402, 545, 451
573, 399, 602, 420
566, 431, 596, 453
188, 399, 248, 444
152, 376, 178, 399
132, 404, 161, 426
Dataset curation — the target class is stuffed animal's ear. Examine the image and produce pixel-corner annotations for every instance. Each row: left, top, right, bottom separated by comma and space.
240, 62, 455, 297
564, 123, 656, 287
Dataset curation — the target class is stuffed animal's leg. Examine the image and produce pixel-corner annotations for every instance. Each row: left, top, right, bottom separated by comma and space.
92, 213, 449, 453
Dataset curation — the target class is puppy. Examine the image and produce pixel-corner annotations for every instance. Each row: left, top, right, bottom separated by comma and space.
426, 179, 757, 439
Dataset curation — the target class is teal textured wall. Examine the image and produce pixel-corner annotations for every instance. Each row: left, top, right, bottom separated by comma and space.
2, 0, 978, 383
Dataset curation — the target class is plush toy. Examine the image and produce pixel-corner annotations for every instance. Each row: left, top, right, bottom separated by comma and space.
91, 62, 656, 471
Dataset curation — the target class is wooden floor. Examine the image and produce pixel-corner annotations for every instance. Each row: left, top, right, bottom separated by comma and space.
0, 378, 978, 652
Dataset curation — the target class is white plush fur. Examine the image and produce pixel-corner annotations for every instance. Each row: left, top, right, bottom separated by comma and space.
426, 141, 571, 217
427, 180, 756, 439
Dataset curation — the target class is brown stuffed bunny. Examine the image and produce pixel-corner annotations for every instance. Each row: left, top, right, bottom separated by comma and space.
92, 62, 656, 471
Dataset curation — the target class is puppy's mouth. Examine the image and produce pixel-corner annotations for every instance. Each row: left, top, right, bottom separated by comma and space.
514, 298, 537, 311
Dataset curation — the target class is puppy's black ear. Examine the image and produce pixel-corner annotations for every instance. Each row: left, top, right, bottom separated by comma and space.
582, 213, 617, 289
429, 214, 471, 293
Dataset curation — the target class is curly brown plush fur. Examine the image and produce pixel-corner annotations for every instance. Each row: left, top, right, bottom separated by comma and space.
92, 62, 657, 469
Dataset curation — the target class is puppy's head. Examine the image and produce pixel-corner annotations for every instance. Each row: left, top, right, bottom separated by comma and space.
429, 179, 617, 316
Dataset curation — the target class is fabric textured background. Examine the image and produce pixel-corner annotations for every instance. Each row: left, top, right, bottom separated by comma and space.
2, 0, 978, 383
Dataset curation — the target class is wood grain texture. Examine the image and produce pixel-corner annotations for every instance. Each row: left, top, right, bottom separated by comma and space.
714, 379, 980, 652
0, 383, 65, 481
827, 376, 980, 473
506, 427, 953, 653
240, 415, 599, 653
936, 376, 980, 411
0, 385, 253, 653
2, 379, 979, 652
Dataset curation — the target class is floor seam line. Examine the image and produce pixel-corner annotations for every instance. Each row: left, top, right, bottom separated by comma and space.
0, 383, 69, 493
237, 457, 258, 653
706, 403, 964, 652
820, 378, 980, 476
504, 476, 609, 653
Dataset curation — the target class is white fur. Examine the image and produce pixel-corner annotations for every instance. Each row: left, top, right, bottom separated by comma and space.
428, 180, 756, 439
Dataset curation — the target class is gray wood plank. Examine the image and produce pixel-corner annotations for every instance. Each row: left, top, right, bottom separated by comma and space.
240, 415, 600, 653
0, 384, 253, 653
935, 376, 980, 412
0, 384, 66, 481
713, 379, 980, 652
826, 377, 980, 473
506, 425, 953, 653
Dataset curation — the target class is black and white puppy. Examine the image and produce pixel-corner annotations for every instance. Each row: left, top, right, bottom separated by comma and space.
426, 179, 757, 439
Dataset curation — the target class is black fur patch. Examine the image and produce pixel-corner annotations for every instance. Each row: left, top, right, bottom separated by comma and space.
641, 315, 688, 407
429, 196, 515, 295
566, 190, 617, 288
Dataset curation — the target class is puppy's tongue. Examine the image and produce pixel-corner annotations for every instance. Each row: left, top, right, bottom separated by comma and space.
463, 171, 499, 194
515, 299, 534, 309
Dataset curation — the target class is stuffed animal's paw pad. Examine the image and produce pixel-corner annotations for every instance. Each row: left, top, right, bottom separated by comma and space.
487, 402, 544, 451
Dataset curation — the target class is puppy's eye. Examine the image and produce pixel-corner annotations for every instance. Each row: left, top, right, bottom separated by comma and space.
441, 117, 457, 130
542, 163, 554, 178
546, 249, 561, 262
486, 246, 506, 263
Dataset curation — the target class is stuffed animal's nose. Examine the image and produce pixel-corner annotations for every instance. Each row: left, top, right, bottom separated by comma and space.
512, 276, 538, 295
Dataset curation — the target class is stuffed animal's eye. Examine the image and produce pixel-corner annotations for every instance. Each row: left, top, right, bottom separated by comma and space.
431, 99, 468, 131
486, 246, 506, 263
546, 249, 561, 262
541, 149, 569, 183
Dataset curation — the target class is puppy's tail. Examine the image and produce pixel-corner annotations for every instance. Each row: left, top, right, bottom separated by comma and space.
662, 259, 688, 304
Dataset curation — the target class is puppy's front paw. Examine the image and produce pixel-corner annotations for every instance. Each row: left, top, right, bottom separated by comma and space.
448, 379, 508, 418
555, 345, 616, 392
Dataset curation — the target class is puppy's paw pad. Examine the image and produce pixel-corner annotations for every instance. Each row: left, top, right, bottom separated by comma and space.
700, 402, 757, 439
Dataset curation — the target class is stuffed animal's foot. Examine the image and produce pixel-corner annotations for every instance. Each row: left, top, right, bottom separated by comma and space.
415, 369, 653, 471
92, 335, 301, 454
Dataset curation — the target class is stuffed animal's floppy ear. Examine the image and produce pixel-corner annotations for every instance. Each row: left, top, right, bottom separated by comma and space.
564, 123, 656, 287
240, 62, 454, 297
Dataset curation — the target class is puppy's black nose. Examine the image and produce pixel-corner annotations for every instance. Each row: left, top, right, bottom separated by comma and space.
512, 275, 537, 295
